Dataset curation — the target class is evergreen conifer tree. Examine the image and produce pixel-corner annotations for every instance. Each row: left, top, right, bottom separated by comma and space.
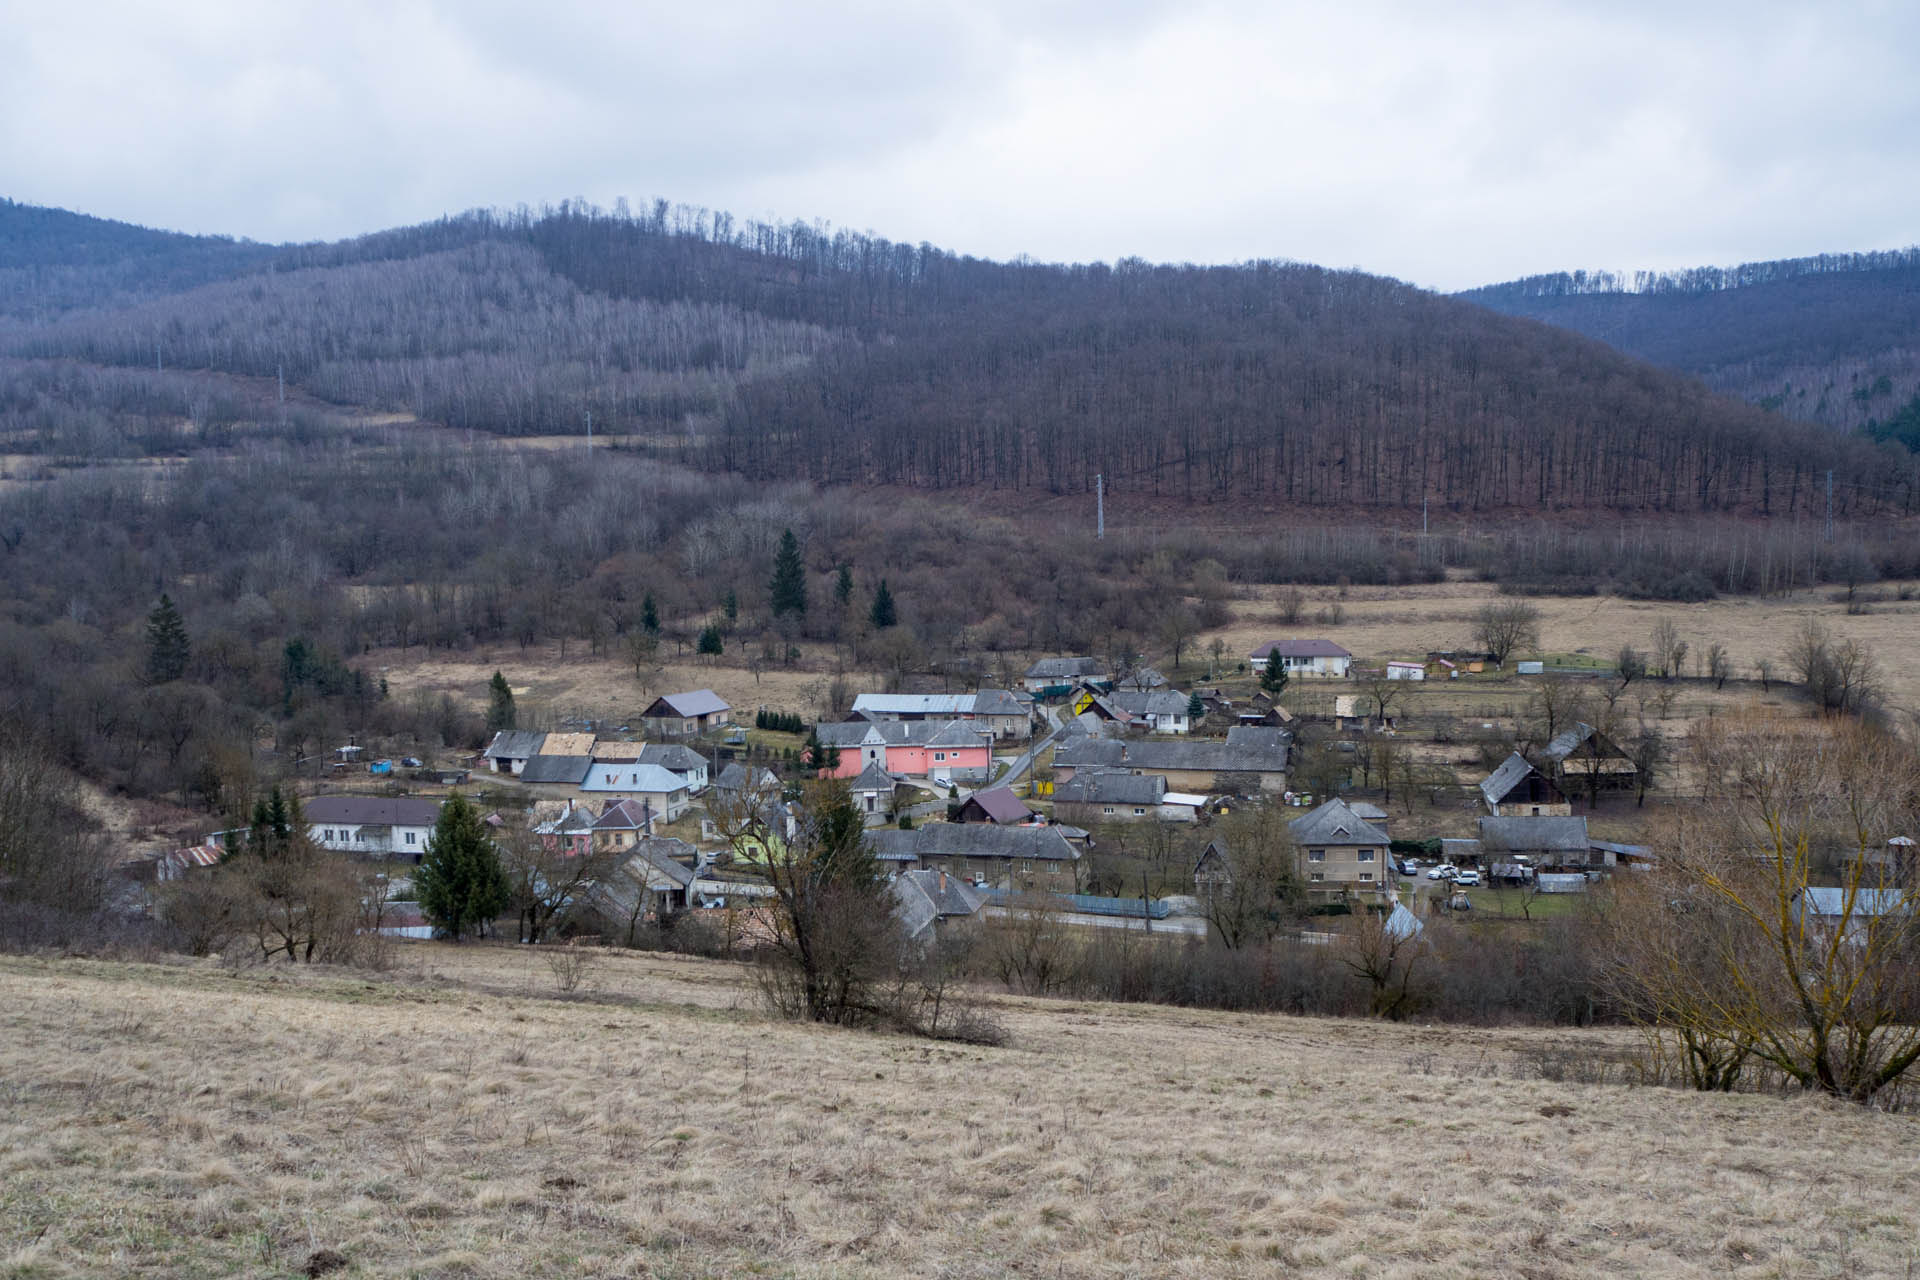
834, 565, 854, 607
641, 593, 660, 635
868, 579, 897, 629
487, 671, 516, 732
1260, 657, 1289, 699
144, 594, 191, 684
416, 793, 509, 942
1187, 690, 1205, 721
697, 624, 724, 656
770, 529, 808, 618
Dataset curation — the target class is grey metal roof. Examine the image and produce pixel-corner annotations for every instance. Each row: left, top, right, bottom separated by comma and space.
1025, 656, 1101, 679
867, 823, 1080, 862
815, 719, 987, 750
647, 689, 730, 718
1348, 801, 1389, 821
1541, 722, 1601, 763
1057, 737, 1291, 777
715, 762, 779, 793
518, 754, 594, 785
968, 689, 1026, 717
1288, 798, 1389, 846
851, 760, 902, 793
1479, 752, 1538, 806
305, 796, 443, 828
891, 868, 987, 940
1250, 638, 1353, 659
1110, 690, 1191, 717
638, 743, 707, 771
1055, 772, 1167, 807
483, 730, 546, 761
1226, 725, 1288, 749
1477, 815, 1592, 853
580, 763, 689, 793
1796, 887, 1914, 918
925, 720, 990, 749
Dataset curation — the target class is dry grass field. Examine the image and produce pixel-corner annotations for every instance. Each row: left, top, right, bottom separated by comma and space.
5, 945, 1917, 1279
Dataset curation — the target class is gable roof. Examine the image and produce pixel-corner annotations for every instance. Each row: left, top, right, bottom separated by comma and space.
815, 719, 989, 750
1226, 725, 1288, 750
968, 689, 1027, 717
852, 693, 974, 716
867, 823, 1080, 863
1025, 656, 1100, 680
581, 763, 690, 794
715, 762, 780, 794
1053, 736, 1290, 777
1477, 815, 1592, 854
1055, 771, 1167, 807
645, 689, 730, 719
890, 869, 988, 940
518, 754, 595, 785
482, 730, 546, 761
1110, 689, 1191, 717
305, 796, 444, 828
1540, 722, 1632, 764
1479, 751, 1542, 806
1250, 638, 1353, 660
540, 731, 596, 757
1288, 798, 1389, 846
593, 798, 656, 830
959, 787, 1032, 824
1795, 887, 1915, 918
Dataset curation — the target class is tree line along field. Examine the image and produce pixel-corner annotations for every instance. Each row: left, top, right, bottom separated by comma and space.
4, 945, 1916, 1280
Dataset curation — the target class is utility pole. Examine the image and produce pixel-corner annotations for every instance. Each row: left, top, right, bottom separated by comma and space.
1096, 474, 1104, 539
1825, 469, 1834, 541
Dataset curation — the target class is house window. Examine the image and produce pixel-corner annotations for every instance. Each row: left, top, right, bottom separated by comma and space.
1308, 849, 1325, 862
1357, 849, 1374, 862
934, 752, 946, 762
1133, 807, 1146, 816
1359, 872, 1373, 882
1310, 871, 1324, 882
406, 832, 416, 845
1103, 806, 1115, 814
322, 829, 333, 842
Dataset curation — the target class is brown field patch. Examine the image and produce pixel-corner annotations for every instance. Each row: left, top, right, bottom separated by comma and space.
3, 945, 1915, 1278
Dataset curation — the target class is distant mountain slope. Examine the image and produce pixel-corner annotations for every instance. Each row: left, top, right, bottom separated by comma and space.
0, 198, 277, 321
1462, 250, 1920, 433
5, 200, 1917, 517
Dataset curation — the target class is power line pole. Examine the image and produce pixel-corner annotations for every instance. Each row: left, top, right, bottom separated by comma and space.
1096, 474, 1104, 539
1825, 469, 1833, 541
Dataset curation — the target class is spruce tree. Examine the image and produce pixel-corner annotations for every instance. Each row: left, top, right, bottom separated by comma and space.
697, 624, 724, 656
834, 565, 854, 608
722, 589, 738, 627
416, 794, 509, 942
1260, 658, 1289, 699
770, 529, 808, 618
144, 594, 191, 684
641, 593, 660, 635
487, 671, 516, 732
1187, 690, 1205, 721
868, 579, 897, 629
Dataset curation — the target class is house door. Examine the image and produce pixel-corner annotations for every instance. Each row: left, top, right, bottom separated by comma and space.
865, 795, 875, 813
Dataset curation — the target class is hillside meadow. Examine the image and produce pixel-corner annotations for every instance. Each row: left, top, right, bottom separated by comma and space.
3, 945, 1916, 1279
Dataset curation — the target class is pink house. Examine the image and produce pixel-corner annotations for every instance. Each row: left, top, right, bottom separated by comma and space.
813, 720, 993, 783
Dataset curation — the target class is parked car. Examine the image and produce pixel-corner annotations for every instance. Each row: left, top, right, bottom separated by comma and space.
1453, 869, 1482, 886
1399, 859, 1420, 876
1426, 864, 1458, 881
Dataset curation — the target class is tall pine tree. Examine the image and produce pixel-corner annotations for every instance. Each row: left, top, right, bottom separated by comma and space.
416, 793, 509, 942
487, 671, 517, 732
770, 528, 807, 618
145, 594, 191, 684
868, 579, 897, 629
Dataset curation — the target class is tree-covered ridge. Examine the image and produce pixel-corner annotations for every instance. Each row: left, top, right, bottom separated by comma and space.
5, 198, 1918, 513
1463, 248, 1920, 433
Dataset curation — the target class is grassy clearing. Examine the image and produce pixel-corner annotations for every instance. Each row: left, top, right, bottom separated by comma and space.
3, 946, 1916, 1278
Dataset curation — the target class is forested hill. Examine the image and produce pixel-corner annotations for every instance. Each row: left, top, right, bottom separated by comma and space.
0, 199, 277, 321
5, 199, 1918, 517
1462, 249, 1920, 436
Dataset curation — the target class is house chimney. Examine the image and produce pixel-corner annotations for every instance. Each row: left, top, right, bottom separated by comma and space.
939, 868, 947, 893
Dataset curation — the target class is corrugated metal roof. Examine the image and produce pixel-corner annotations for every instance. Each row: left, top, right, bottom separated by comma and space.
649, 689, 730, 718
581, 763, 690, 793
518, 754, 593, 785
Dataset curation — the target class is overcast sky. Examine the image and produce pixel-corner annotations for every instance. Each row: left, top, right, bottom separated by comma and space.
4, 0, 1917, 291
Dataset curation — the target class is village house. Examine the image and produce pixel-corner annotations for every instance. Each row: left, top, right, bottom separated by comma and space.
1052, 770, 1205, 824
1288, 798, 1392, 903
712, 762, 779, 806
1791, 886, 1916, 947
1249, 639, 1354, 679
867, 823, 1081, 893
589, 798, 663, 853
889, 868, 988, 946
574, 838, 702, 939
813, 719, 994, 783
531, 800, 597, 857
849, 689, 1032, 740
306, 795, 443, 859
848, 759, 913, 819
1478, 751, 1572, 817
580, 763, 692, 822
481, 729, 546, 775
516, 753, 594, 786
1385, 661, 1425, 681
639, 689, 732, 739
955, 786, 1034, 825
1022, 656, 1103, 693
1108, 688, 1194, 734
1050, 735, 1291, 794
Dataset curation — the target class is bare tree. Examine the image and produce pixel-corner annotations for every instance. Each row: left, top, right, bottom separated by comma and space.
1196, 805, 1303, 949
1471, 601, 1540, 668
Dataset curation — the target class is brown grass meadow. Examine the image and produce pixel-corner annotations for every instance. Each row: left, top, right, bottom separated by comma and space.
4, 944, 1917, 1279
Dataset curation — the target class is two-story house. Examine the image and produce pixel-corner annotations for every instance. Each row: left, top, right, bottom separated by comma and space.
1288, 798, 1391, 902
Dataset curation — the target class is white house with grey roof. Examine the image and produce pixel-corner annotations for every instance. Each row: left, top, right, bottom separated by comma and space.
306, 795, 444, 858
1023, 656, 1102, 692
1249, 639, 1353, 678
1109, 688, 1194, 734
639, 690, 731, 738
